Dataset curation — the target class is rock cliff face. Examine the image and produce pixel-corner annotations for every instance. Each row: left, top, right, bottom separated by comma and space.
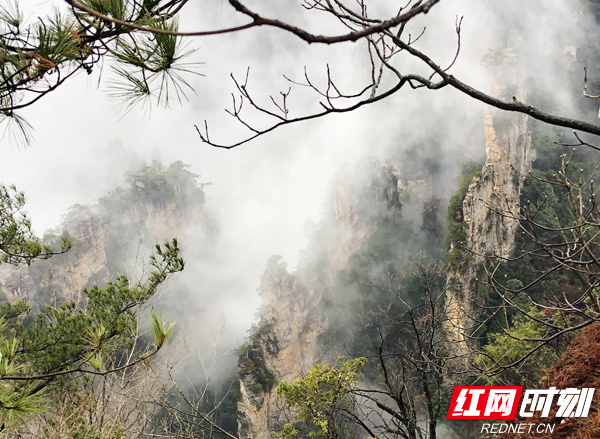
237, 160, 432, 439
238, 36, 540, 436
0, 163, 207, 308
0, 214, 112, 306
445, 36, 536, 354
237, 257, 327, 438
327, 160, 402, 283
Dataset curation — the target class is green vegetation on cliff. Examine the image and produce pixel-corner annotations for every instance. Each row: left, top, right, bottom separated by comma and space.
99, 160, 205, 214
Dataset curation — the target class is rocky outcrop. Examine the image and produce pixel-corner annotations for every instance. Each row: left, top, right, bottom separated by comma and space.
0, 212, 111, 306
0, 166, 207, 308
238, 257, 327, 439
445, 35, 536, 357
237, 160, 432, 439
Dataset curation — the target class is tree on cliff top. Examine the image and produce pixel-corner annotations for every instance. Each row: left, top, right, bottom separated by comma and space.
2, 0, 600, 147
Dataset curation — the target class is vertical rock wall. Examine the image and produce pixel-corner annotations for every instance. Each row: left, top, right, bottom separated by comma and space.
445, 36, 536, 358
0, 197, 206, 307
237, 161, 432, 438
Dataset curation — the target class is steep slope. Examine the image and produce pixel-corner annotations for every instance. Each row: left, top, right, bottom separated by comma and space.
0, 161, 208, 308
235, 37, 545, 439
445, 36, 536, 358
237, 160, 433, 439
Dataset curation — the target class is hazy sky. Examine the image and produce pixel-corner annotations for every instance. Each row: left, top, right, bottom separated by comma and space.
0, 0, 592, 354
